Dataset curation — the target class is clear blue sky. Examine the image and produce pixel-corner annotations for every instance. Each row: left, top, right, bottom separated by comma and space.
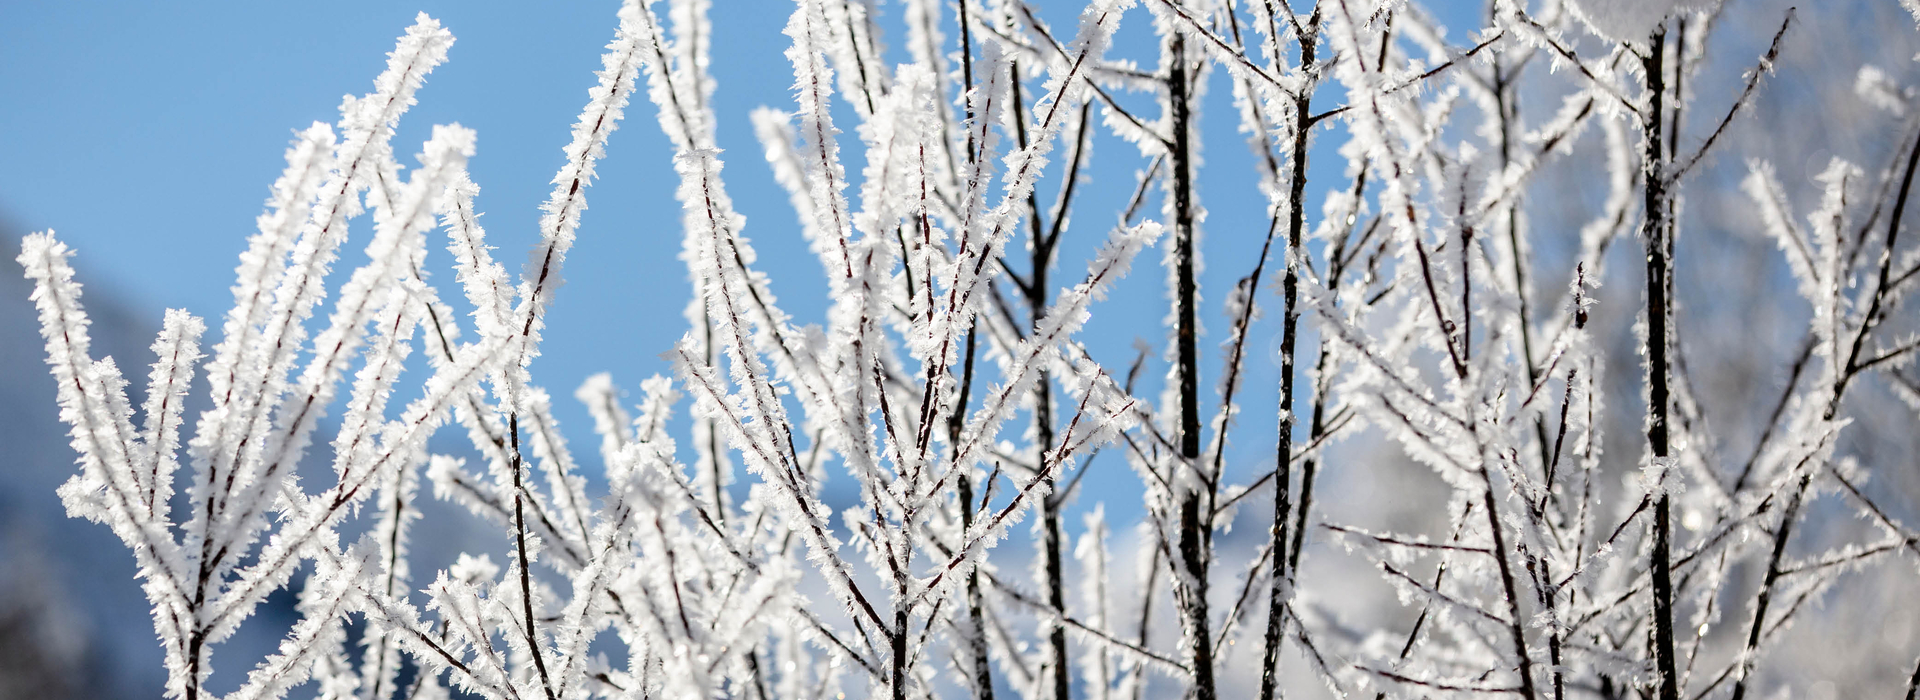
0, 1, 1439, 526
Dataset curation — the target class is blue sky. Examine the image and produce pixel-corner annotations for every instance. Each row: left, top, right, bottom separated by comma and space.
0, 1, 1415, 527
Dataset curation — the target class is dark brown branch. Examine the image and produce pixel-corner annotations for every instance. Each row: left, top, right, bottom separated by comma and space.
1669, 11, 1794, 182
1306, 29, 1507, 126
1262, 10, 1319, 698
1834, 117, 1920, 418
509, 414, 560, 700
1480, 465, 1539, 700
1166, 15, 1218, 699
1643, 24, 1682, 700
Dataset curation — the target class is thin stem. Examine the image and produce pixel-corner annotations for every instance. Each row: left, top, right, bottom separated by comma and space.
510, 414, 560, 700
1287, 171, 1375, 581
1727, 475, 1809, 700
1642, 25, 1682, 700
952, 323, 994, 700
1481, 466, 1538, 700
1167, 17, 1218, 700
1833, 102, 1920, 419
1260, 9, 1318, 700
1007, 37, 1072, 697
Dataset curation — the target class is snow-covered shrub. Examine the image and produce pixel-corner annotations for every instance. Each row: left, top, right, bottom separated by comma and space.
19, 1, 1920, 698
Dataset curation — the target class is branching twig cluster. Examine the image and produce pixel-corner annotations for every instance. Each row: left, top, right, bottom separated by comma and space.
20, 1, 1920, 699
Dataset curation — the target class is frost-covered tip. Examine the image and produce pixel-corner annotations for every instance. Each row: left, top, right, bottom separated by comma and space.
518, 0, 649, 348
782, 0, 857, 284
440, 172, 514, 343
221, 123, 335, 353
136, 309, 206, 519
20, 232, 141, 525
